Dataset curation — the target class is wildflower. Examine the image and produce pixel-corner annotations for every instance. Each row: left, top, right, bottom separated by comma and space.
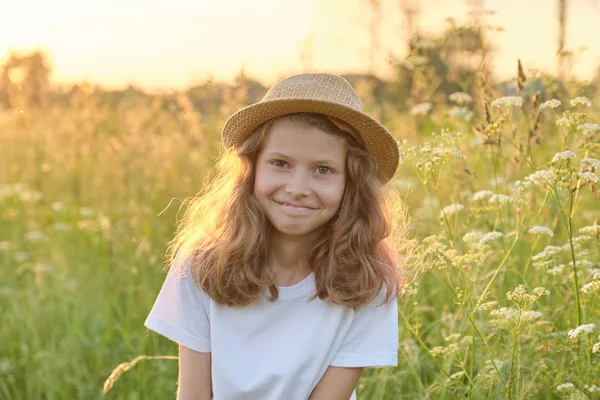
547, 264, 566, 276
578, 172, 599, 184
491, 96, 523, 108
556, 116, 570, 126
539, 99, 561, 110
15, 252, 28, 262
567, 323, 596, 340
51, 202, 66, 212
551, 150, 576, 163
592, 341, 600, 354
52, 222, 71, 231
532, 287, 550, 297
19, 190, 42, 203
525, 169, 556, 186
573, 235, 592, 243
475, 301, 498, 312
444, 333, 462, 342
570, 96, 592, 107
79, 208, 95, 217
24, 231, 47, 242
557, 383, 575, 392
472, 190, 494, 201
462, 231, 483, 245
581, 280, 600, 294
528, 226, 554, 237
460, 336, 473, 345
449, 107, 472, 119
447, 371, 466, 381
578, 123, 600, 134
481, 231, 503, 243
449, 92, 473, 105
488, 194, 513, 204
589, 384, 600, 393
410, 103, 433, 116
521, 310, 542, 322
507, 285, 535, 303
580, 158, 600, 169
579, 225, 600, 236
430, 346, 444, 356
440, 203, 464, 218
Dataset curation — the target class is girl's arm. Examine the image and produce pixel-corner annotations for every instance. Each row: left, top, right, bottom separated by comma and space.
308, 366, 363, 400
177, 345, 212, 400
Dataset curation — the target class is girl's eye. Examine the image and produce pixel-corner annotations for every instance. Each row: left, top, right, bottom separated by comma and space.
272, 160, 288, 168
316, 166, 332, 175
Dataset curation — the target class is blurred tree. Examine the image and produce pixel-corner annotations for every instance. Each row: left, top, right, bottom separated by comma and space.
0, 50, 52, 109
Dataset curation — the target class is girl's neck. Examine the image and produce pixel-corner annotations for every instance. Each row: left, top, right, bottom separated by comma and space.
268, 234, 313, 284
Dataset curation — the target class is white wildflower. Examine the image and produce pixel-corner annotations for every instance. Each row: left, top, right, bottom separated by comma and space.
472, 190, 494, 201
491, 96, 523, 108
589, 384, 600, 393
573, 235, 592, 243
475, 301, 497, 312
410, 103, 433, 116
24, 231, 47, 242
15, 252, 28, 262
570, 97, 592, 107
52, 222, 71, 231
578, 123, 600, 134
548, 264, 566, 275
551, 150, 576, 163
578, 171, 599, 184
557, 383, 575, 392
440, 203, 464, 217
567, 324, 596, 340
521, 310, 542, 322
525, 169, 556, 186
579, 225, 600, 236
489, 194, 513, 204
462, 231, 483, 245
444, 333, 462, 342
556, 116, 570, 126
79, 208, 95, 217
593, 342, 600, 354
51, 202, 66, 212
580, 158, 600, 169
449, 92, 473, 105
460, 336, 473, 345
481, 231, 503, 243
539, 99, 561, 110
581, 280, 600, 294
449, 107, 472, 119
528, 226, 554, 237
533, 287, 550, 297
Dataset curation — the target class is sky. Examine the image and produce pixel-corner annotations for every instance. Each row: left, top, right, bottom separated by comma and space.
1, 0, 599, 89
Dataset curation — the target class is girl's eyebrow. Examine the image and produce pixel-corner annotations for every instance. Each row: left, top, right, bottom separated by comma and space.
265, 151, 343, 167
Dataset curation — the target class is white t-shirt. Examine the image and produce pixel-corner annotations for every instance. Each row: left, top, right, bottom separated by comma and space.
144, 259, 398, 400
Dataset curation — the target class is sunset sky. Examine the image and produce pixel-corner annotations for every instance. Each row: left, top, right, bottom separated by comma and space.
2, 0, 600, 89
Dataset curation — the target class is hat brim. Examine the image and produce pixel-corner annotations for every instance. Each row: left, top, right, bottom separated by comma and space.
222, 98, 399, 184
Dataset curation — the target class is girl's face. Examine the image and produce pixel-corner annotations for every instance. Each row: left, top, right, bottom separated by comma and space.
254, 118, 347, 244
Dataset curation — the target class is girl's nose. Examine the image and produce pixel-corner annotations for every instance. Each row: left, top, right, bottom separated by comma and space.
285, 172, 311, 198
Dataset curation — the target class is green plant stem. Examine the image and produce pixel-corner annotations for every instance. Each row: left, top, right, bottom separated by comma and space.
476, 235, 520, 309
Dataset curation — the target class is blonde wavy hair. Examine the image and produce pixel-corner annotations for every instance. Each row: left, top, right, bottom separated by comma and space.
166, 112, 406, 308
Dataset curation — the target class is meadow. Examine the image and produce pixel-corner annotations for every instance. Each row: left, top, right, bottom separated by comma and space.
1, 66, 600, 399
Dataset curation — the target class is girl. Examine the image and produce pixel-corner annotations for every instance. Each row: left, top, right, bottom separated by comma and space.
145, 73, 405, 400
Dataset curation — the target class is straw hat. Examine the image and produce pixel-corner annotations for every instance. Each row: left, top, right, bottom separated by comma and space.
222, 73, 399, 184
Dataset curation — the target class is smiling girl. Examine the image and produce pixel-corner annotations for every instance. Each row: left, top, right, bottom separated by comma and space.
145, 73, 405, 400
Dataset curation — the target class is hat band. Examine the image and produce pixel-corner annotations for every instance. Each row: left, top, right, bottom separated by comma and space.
325, 116, 365, 147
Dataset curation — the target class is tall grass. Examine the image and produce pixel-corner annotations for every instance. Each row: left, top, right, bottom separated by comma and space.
0, 73, 599, 399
